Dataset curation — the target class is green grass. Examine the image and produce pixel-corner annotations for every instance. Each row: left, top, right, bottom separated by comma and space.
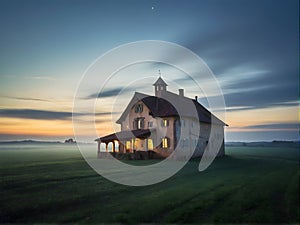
0, 144, 299, 224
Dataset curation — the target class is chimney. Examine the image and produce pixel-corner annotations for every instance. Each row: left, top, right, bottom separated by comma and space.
179, 89, 184, 97
195, 96, 198, 101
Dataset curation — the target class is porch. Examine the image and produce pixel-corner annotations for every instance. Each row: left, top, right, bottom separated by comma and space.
95, 129, 156, 157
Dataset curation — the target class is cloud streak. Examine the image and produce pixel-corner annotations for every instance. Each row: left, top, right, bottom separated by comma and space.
1, 95, 51, 102
28, 76, 56, 81
87, 87, 125, 99
244, 123, 299, 130
87, 86, 140, 99
0, 109, 116, 120
0, 109, 75, 120
161, 1, 299, 112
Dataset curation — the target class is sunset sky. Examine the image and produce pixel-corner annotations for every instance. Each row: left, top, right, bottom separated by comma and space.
0, 0, 299, 142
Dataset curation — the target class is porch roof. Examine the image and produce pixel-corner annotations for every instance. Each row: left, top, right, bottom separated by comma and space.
95, 129, 151, 143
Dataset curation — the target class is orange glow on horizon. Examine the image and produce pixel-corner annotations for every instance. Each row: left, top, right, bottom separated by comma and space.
0, 118, 74, 136
225, 105, 298, 128
0, 105, 297, 138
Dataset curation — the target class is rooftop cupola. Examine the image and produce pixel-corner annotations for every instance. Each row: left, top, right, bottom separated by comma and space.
153, 73, 167, 97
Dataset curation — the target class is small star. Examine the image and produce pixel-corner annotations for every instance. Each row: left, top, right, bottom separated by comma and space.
151, 6, 154, 10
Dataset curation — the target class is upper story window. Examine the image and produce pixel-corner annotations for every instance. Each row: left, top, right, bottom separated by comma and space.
161, 119, 169, 127
148, 121, 153, 128
133, 117, 145, 129
134, 104, 143, 113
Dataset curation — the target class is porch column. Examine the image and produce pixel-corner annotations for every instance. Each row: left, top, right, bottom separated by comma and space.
131, 139, 134, 153
105, 143, 108, 153
112, 141, 116, 153
119, 141, 124, 153
97, 140, 101, 153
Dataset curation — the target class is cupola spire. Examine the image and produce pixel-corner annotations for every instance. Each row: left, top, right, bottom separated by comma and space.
153, 71, 167, 97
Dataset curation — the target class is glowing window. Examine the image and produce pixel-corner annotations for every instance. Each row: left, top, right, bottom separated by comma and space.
134, 138, 140, 149
126, 141, 131, 150
161, 119, 169, 127
161, 137, 169, 148
148, 139, 153, 150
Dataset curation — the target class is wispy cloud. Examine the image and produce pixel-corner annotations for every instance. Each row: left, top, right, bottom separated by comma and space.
168, 5, 298, 112
95, 112, 120, 116
88, 87, 123, 99
0, 108, 118, 120
271, 101, 299, 108
0, 109, 75, 120
225, 106, 255, 112
1, 95, 51, 102
95, 119, 107, 124
87, 86, 137, 99
28, 76, 57, 81
244, 123, 299, 130
223, 84, 298, 109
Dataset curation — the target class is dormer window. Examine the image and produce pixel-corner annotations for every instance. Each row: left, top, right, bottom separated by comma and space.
134, 103, 143, 113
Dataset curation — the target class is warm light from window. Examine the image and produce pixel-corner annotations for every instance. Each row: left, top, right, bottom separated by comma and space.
134, 138, 140, 149
148, 139, 153, 150
126, 141, 131, 150
162, 137, 168, 148
161, 119, 169, 127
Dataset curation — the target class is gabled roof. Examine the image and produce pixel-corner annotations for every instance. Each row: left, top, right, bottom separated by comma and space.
153, 77, 168, 86
116, 92, 178, 123
116, 92, 150, 124
162, 90, 226, 125
116, 91, 226, 126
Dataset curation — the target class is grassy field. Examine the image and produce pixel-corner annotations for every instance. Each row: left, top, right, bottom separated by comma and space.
0, 144, 299, 224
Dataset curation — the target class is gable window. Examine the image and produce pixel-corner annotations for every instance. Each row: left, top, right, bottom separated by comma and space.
161, 119, 169, 127
133, 117, 145, 129
134, 104, 143, 113
161, 137, 169, 149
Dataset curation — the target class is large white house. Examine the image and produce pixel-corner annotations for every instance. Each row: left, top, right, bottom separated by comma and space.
96, 77, 227, 159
